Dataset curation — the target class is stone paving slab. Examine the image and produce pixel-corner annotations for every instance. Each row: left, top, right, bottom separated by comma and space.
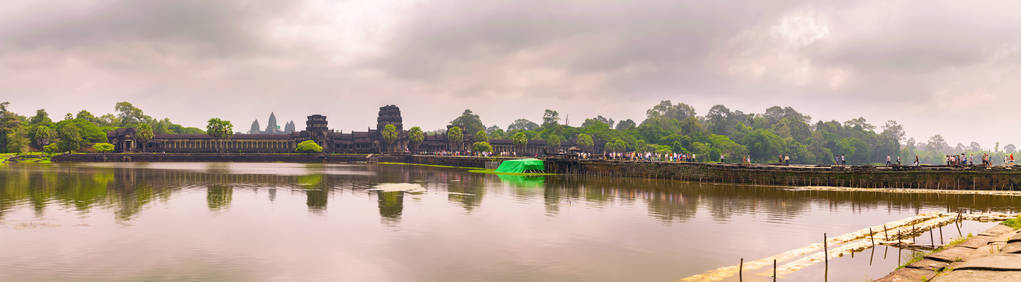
906, 258, 948, 271
931, 269, 1021, 281
1002, 243, 1021, 254
952, 254, 1021, 271
925, 246, 975, 262
979, 225, 1014, 237
875, 267, 934, 282
957, 235, 992, 249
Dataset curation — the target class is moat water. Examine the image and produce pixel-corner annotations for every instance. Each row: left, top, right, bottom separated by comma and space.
1, 163, 1018, 281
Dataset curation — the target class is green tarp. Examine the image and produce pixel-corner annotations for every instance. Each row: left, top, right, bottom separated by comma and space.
495, 158, 545, 173
497, 174, 545, 188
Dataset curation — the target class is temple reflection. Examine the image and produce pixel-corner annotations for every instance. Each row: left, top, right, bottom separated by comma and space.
1, 164, 1020, 223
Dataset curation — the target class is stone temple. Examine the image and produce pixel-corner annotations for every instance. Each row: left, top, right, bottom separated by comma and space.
107, 105, 560, 154
248, 112, 295, 134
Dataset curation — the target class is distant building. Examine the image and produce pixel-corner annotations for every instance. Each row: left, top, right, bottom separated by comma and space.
248, 112, 295, 134
108, 105, 571, 154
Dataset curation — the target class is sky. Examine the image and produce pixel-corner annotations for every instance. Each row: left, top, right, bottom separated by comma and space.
3, 0, 1021, 148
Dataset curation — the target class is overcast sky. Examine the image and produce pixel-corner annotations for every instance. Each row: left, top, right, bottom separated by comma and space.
3, 0, 1021, 147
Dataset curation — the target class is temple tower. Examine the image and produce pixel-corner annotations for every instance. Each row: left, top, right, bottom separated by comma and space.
265, 112, 280, 134
376, 105, 403, 132
305, 114, 330, 151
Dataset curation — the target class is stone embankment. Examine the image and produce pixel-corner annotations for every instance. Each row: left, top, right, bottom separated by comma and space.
51, 153, 504, 169
545, 158, 1021, 190
878, 224, 1021, 281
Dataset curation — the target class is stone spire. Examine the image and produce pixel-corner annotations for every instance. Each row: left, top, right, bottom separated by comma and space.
284, 121, 295, 133
249, 120, 261, 134
265, 112, 279, 133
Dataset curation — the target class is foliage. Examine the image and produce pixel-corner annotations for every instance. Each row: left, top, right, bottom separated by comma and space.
508, 119, 539, 132
447, 126, 463, 150
542, 109, 560, 127
295, 140, 323, 153
449, 109, 486, 137
474, 130, 488, 142
472, 141, 493, 153
93, 142, 115, 152
512, 132, 528, 147
135, 123, 154, 151
382, 124, 399, 145
43, 143, 60, 154
1004, 215, 1021, 229
206, 118, 233, 139
576, 133, 594, 149
408, 126, 424, 148
5, 126, 30, 153
547, 134, 562, 148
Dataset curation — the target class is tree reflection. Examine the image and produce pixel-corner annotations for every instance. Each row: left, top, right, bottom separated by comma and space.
1, 164, 1021, 224
376, 191, 404, 223
206, 185, 232, 211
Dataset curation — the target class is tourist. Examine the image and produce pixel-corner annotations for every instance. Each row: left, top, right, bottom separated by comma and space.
720, 154, 725, 163
897, 156, 902, 165
841, 154, 846, 165
784, 155, 790, 165
886, 155, 891, 166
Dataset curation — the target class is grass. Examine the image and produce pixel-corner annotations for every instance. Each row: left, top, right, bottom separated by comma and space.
376, 162, 476, 170
0, 152, 55, 166
467, 169, 557, 176
1003, 215, 1021, 229
895, 233, 972, 270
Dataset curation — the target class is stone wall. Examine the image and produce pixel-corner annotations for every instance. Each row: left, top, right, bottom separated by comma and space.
545, 158, 1021, 190
52, 153, 368, 163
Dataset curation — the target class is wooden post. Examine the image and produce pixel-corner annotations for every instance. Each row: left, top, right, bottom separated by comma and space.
939, 224, 944, 245
898, 230, 903, 265
929, 226, 935, 248
739, 258, 743, 282
773, 259, 777, 282
824, 233, 828, 282
884, 225, 889, 241
869, 227, 876, 247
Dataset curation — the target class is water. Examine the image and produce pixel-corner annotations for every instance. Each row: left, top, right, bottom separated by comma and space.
0, 163, 1017, 281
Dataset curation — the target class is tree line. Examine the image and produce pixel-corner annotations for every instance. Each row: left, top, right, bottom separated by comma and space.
442, 101, 1016, 165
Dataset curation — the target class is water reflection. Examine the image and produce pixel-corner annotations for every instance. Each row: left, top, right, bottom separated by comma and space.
2, 163, 1020, 281
2, 163, 1020, 224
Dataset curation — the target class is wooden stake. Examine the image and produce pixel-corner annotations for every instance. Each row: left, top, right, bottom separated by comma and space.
739, 258, 743, 282
884, 225, 889, 241
929, 226, 935, 248
939, 224, 944, 245
773, 259, 777, 282
869, 227, 876, 247
824, 233, 828, 282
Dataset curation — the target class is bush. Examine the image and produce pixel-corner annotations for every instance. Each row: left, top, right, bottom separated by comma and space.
472, 141, 493, 153
295, 140, 323, 153
93, 143, 115, 153
43, 143, 60, 154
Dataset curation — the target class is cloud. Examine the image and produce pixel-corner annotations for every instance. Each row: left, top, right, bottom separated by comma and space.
2, 0, 1021, 146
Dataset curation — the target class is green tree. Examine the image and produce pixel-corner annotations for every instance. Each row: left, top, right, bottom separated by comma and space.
508, 119, 539, 132
135, 123, 154, 152
576, 133, 594, 150
296, 140, 323, 153
408, 126, 424, 151
547, 134, 562, 148
206, 118, 233, 153
5, 126, 29, 153
615, 119, 636, 130
542, 109, 560, 127
28, 124, 56, 149
742, 129, 783, 162
29, 109, 52, 125
115, 102, 147, 127
43, 143, 60, 154
450, 109, 486, 137
93, 143, 115, 153
447, 126, 463, 151
56, 122, 82, 152
382, 124, 399, 152
472, 141, 493, 153
605, 139, 627, 153
512, 132, 528, 151
646, 100, 697, 120
474, 130, 488, 142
